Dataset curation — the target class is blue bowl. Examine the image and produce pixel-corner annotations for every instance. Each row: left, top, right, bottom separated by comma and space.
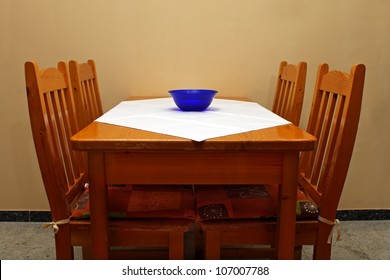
169, 89, 218, 111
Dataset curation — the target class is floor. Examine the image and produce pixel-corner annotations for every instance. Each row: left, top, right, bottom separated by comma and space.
0, 220, 389, 260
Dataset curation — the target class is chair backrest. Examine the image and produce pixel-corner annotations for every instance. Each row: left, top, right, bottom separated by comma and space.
299, 63, 366, 220
272, 61, 307, 126
25, 61, 88, 221
69, 59, 103, 130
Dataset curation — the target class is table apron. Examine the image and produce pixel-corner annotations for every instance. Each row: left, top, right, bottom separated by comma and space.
102, 150, 283, 185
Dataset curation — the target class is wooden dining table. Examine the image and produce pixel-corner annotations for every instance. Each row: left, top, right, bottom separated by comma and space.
71, 96, 316, 259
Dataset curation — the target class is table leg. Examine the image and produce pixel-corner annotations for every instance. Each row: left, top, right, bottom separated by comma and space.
88, 151, 109, 259
276, 151, 299, 259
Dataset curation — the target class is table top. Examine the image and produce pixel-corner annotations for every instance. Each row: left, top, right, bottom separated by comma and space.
71, 97, 316, 152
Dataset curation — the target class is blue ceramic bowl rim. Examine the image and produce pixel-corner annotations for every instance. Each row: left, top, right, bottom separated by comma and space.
168, 89, 218, 111
168, 89, 218, 95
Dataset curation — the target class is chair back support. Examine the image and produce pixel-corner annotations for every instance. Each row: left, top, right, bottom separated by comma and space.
25, 61, 87, 221
299, 64, 366, 219
272, 61, 307, 126
69, 60, 103, 129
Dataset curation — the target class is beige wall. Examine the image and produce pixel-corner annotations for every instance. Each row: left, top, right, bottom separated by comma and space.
1, 0, 389, 210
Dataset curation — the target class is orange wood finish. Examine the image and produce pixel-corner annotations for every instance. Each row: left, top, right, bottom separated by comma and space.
272, 61, 307, 126
69, 59, 103, 130
71, 97, 316, 259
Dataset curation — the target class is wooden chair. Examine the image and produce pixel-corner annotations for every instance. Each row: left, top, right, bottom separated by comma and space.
25, 61, 195, 259
69, 59, 103, 130
194, 63, 366, 259
272, 61, 307, 126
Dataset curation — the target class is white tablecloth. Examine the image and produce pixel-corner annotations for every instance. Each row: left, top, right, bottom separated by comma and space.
96, 98, 290, 141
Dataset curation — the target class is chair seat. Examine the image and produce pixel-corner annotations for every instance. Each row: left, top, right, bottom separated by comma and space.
71, 185, 196, 220
195, 184, 318, 221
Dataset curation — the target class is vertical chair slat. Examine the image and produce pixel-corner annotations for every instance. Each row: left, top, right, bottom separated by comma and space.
272, 61, 307, 126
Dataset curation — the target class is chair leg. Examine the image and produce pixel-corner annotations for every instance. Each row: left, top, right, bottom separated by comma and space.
54, 225, 74, 259
193, 222, 204, 259
313, 224, 332, 260
82, 246, 92, 260
205, 230, 221, 260
169, 231, 184, 260
313, 242, 332, 259
294, 245, 303, 259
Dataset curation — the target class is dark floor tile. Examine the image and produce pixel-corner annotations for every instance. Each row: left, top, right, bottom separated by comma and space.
0, 211, 30, 222
337, 210, 390, 221
0, 211, 51, 222
30, 211, 51, 222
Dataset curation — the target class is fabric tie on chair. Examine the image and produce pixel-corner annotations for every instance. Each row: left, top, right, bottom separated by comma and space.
42, 218, 71, 235
318, 216, 341, 244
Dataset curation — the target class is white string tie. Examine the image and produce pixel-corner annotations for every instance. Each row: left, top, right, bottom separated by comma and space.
318, 215, 341, 244
42, 218, 71, 235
